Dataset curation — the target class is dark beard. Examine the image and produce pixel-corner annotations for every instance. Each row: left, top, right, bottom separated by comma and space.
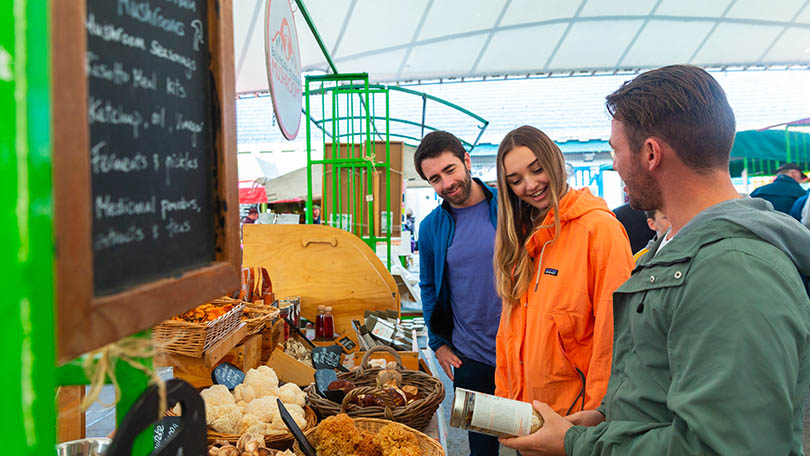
442, 170, 473, 205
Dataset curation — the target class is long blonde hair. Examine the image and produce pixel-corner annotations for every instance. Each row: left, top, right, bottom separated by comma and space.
494, 126, 568, 307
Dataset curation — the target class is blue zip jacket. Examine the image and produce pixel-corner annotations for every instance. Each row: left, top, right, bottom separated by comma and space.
417, 178, 498, 351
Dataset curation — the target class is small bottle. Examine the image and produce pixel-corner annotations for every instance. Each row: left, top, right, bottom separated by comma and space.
323, 306, 335, 340
449, 388, 544, 438
305, 322, 315, 341
315, 305, 325, 340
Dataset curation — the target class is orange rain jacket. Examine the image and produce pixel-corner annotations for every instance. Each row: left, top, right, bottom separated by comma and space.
495, 187, 634, 415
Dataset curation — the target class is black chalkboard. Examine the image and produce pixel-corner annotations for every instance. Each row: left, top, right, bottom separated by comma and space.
312, 345, 345, 371
86, 0, 216, 295
153, 415, 182, 450
211, 362, 245, 390
337, 336, 357, 352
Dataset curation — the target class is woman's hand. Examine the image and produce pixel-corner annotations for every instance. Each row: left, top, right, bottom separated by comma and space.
499, 402, 572, 456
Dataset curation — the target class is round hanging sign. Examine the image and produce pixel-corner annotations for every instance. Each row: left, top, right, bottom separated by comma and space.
265, 0, 302, 140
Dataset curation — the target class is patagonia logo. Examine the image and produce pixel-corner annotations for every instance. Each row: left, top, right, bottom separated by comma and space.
544, 268, 559, 276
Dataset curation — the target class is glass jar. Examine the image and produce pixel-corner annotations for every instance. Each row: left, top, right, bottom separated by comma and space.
315, 305, 325, 339
449, 388, 544, 438
322, 306, 335, 340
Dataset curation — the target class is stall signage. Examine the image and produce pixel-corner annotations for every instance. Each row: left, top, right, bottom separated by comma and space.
312, 345, 343, 370
86, 0, 216, 296
153, 415, 181, 450
212, 362, 245, 390
264, 0, 302, 140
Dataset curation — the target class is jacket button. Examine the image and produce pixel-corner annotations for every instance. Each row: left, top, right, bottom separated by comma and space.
649, 275, 655, 283
674, 271, 682, 279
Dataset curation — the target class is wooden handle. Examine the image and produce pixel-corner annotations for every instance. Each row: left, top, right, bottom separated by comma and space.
358, 345, 404, 377
302, 238, 337, 248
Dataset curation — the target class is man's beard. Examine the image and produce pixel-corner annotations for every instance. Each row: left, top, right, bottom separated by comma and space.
441, 169, 473, 206
625, 165, 662, 211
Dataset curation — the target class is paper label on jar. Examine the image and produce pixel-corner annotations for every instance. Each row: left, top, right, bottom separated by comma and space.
470, 394, 533, 436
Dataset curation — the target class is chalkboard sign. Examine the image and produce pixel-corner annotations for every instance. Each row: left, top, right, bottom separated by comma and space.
337, 336, 357, 352
314, 369, 338, 398
211, 362, 245, 390
110, 378, 206, 456
153, 415, 182, 450
85, 0, 215, 295
52, 0, 240, 362
312, 345, 345, 370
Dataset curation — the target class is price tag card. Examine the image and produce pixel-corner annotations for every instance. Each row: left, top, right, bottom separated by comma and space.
311, 345, 344, 370
211, 362, 245, 390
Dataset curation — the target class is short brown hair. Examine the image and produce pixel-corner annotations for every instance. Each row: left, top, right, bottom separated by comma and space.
414, 131, 466, 180
606, 65, 736, 172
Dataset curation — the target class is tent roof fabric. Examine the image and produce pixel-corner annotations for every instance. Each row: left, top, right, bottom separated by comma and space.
237, 69, 810, 146
234, 0, 810, 93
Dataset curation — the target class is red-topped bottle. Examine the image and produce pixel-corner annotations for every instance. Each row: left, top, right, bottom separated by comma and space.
315, 305, 326, 340
323, 306, 335, 340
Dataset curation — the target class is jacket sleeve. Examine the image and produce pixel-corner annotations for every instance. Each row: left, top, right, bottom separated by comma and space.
494, 308, 510, 398
418, 221, 449, 352
583, 218, 633, 410
565, 248, 808, 456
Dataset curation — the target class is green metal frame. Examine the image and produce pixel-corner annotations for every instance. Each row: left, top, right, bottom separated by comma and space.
305, 73, 394, 270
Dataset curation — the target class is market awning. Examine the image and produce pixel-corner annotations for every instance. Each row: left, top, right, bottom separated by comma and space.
239, 185, 268, 204
234, 0, 810, 93
731, 129, 810, 162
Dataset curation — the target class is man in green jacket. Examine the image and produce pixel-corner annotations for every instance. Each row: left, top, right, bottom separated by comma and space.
501, 65, 810, 455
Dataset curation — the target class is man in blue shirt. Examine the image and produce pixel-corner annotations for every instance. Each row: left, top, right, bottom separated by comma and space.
750, 162, 807, 213
415, 131, 501, 455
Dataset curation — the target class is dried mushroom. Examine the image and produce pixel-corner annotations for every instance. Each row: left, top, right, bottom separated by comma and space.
401, 384, 419, 402
327, 380, 355, 394
384, 387, 407, 407
376, 369, 402, 389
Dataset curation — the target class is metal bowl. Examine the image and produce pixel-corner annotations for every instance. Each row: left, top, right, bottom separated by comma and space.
55, 438, 111, 456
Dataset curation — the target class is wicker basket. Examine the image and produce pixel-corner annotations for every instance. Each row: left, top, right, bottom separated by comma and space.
152, 302, 244, 357
242, 303, 280, 336
169, 405, 318, 450
292, 417, 444, 456
305, 346, 444, 431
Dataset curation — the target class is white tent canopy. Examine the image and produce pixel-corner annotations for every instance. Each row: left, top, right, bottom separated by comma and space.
234, 0, 810, 93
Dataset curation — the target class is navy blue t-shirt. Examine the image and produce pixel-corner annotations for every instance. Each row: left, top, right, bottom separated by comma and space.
446, 199, 502, 367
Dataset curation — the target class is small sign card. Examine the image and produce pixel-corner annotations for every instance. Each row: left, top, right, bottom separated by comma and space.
211, 362, 245, 390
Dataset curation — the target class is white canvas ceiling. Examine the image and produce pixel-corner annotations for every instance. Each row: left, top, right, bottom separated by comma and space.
234, 0, 810, 94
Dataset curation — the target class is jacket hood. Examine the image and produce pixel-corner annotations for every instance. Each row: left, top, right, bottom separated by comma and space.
678, 197, 810, 276
526, 187, 613, 257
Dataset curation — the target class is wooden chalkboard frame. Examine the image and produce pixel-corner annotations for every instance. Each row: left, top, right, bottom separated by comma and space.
52, 0, 240, 363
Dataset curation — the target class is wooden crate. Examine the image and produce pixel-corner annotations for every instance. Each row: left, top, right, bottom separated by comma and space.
265, 346, 315, 387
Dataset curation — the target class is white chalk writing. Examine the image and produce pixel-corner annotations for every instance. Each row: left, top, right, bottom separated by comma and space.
160, 197, 200, 220
132, 68, 157, 91
88, 96, 144, 138
175, 113, 203, 146
117, 0, 185, 36
166, 218, 191, 237
150, 39, 196, 72
162, 151, 199, 185
164, 0, 196, 11
86, 14, 147, 50
95, 224, 146, 250
86, 52, 130, 85
95, 195, 157, 219
91, 141, 149, 174
166, 76, 186, 98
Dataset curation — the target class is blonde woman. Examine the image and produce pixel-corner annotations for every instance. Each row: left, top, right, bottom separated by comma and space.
493, 125, 633, 418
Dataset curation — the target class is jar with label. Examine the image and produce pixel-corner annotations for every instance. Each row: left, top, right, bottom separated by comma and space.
449, 388, 544, 438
